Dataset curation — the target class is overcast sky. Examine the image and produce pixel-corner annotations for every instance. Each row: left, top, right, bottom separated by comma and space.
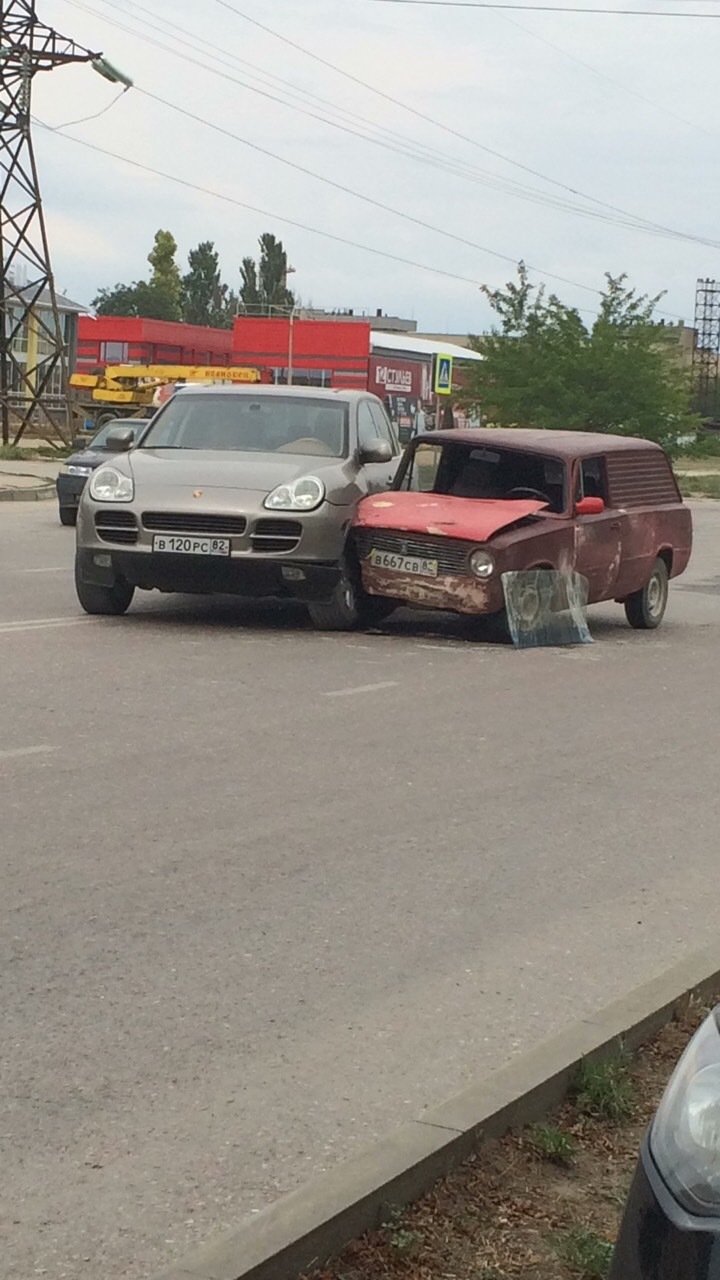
32, 0, 720, 332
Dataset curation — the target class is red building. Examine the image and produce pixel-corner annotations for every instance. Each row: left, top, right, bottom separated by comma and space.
77, 316, 234, 372
76, 315, 452, 438
231, 317, 371, 389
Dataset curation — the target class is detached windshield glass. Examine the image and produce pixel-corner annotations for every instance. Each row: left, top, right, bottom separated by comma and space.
141, 394, 348, 458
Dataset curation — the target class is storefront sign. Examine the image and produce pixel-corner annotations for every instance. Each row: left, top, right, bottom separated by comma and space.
369, 357, 425, 400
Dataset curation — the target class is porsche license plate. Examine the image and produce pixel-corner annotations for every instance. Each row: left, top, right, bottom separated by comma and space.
369, 548, 438, 578
152, 535, 231, 556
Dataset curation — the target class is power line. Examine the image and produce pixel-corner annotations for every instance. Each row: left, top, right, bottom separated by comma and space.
489, 6, 720, 141
69, 0, 715, 252
63, 0, 720, 249
135, 84, 613, 296
29, 119, 496, 289
212, 0, 720, 248
50, 1, 694, 317
42, 87, 126, 130
37, 104, 690, 323
65, 0, 699, 237
362, 0, 720, 12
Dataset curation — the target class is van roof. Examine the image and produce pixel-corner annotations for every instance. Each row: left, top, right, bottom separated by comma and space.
419, 428, 666, 459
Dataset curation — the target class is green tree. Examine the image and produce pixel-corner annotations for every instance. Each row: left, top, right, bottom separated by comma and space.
182, 241, 236, 328
93, 282, 144, 317
147, 229, 182, 321
92, 279, 176, 320
465, 264, 697, 450
239, 233, 295, 316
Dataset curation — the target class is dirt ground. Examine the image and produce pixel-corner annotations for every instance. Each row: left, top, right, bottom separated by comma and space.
306, 1001, 712, 1280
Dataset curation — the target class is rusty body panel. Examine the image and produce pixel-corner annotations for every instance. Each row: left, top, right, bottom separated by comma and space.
351, 428, 692, 620
361, 564, 496, 614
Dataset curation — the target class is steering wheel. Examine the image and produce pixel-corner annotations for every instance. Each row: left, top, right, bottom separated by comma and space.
505, 486, 551, 504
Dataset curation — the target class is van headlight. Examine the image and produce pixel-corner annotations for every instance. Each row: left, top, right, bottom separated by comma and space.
650, 1008, 720, 1214
264, 476, 325, 512
469, 548, 495, 579
89, 467, 134, 502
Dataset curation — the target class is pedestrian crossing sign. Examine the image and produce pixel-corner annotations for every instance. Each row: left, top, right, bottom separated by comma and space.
434, 354, 453, 395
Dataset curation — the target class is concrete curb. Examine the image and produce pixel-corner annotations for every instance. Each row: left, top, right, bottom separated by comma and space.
152, 943, 720, 1280
0, 482, 55, 502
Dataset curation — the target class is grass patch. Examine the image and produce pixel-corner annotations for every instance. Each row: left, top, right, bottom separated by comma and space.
678, 474, 720, 499
305, 1006, 708, 1280
387, 1227, 424, 1259
552, 1226, 614, 1278
573, 1056, 635, 1122
35, 444, 71, 458
0, 443, 70, 461
530, 1122, 577, 1167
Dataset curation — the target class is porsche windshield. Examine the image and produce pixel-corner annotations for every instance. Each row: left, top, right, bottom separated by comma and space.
141, 394, 349, 458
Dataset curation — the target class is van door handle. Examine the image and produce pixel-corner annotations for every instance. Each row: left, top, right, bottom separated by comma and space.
610, 520, 622, 530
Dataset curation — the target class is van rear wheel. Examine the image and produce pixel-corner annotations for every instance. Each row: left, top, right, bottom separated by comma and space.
624, 558, 668, 630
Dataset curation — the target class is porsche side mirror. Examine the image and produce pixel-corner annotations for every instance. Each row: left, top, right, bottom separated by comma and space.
105, 427, 135, 453
360, 439, 393, 465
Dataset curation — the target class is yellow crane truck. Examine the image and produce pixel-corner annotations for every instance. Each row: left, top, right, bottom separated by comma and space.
70, 364, 266, 431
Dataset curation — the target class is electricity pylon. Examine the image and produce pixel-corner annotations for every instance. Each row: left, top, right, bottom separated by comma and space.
0, 2, 103, 444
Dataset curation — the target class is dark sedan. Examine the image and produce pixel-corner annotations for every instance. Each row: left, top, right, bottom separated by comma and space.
611, 1005, 720, 1279
56, 420, 146, 526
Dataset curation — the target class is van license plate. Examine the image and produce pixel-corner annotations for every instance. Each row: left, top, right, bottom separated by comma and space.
369, 549, 438, 577
152, 535, 231, 556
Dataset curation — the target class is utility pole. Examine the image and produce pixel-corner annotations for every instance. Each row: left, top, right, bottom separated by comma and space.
693, 278, 720, 426
0, 2, 128, 446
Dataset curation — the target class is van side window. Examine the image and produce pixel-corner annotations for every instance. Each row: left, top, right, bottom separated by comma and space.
580, 457, 608, 502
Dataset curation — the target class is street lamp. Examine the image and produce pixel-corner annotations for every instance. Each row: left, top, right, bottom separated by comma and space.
284, 265, 297, 387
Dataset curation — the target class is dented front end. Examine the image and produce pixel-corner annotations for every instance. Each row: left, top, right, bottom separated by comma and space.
361, 559, 501, 615
353, 492, 558, 617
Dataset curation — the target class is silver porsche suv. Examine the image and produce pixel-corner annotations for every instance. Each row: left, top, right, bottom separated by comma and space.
74, 386, 402, 629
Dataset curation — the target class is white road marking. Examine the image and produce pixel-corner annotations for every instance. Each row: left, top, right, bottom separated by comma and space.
0, 616, 94, 634
16, 567, 67, 574
0, 744, 56, 762
324, 680, 399, 698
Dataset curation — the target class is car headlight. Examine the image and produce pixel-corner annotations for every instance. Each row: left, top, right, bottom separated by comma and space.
88, 467, 134, 502
64, 464, 93, 477
264, 476, 325, 512
469, 548, 495, 579
650, 1007, 720, 1214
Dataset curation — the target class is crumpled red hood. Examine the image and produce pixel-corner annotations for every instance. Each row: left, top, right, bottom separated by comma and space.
354, 492, 548, 541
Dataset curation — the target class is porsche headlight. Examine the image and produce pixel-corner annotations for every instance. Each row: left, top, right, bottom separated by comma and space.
88, 467, 134, 502
650, 1008, 720, 1214
264, 476, 325, 512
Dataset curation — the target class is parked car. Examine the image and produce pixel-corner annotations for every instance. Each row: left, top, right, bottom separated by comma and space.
352, 428, 692, 632
56, 419, 147, 526
610, 1006, 720, 1278
74, 386, 402, 629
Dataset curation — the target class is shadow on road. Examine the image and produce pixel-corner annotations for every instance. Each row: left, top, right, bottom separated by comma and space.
116, 593, 651, 647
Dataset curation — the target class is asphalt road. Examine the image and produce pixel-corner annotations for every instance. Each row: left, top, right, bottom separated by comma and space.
2, 501, 719, 1280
